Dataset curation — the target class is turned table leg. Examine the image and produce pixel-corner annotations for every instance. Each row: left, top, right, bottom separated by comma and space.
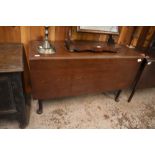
37, 100, 43, 114
115, 90, 122, 102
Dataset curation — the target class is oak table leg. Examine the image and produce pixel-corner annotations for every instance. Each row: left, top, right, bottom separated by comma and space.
19, 121, 27, 129
37, 100, 43, 114
128, 89, 136, 102
128, 59, 147, 102
115, 90, 122, 102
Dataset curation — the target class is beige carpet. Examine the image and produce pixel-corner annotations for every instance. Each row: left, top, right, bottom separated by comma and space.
0, 88, 155, 129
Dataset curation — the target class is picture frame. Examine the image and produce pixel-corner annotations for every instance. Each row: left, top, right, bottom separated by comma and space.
77, 26, 120, 35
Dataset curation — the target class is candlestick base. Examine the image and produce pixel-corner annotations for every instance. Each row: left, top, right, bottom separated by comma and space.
38, 46, 55, 54
38, 44, 56, 54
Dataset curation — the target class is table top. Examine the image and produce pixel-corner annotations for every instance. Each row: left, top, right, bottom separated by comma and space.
29, 41, 145, 60
0, 43, 24, 73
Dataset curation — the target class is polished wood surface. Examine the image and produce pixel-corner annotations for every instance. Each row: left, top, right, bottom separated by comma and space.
30, 41, 144, 60
65, 40, 120, 53
29, 41, 144, 100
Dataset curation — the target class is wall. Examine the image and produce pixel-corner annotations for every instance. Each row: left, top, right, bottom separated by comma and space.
0, 26, 155, 56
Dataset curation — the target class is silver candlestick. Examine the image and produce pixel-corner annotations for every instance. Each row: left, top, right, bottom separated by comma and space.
38, 26, 56, 54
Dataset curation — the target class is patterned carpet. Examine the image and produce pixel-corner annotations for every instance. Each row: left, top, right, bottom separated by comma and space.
0, 88, 155, 129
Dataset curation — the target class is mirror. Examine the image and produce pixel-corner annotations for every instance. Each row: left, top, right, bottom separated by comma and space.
77, 26, 119, 35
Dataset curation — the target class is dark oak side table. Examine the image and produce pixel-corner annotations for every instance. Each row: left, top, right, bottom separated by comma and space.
29, 41, 144, 114
0, 43, 30, 128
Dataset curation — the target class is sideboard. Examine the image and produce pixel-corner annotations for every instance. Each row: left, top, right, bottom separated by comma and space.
29, 41, 144, 114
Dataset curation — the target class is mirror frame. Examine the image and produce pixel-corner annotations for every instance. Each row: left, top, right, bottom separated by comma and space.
77, 26, 120, 35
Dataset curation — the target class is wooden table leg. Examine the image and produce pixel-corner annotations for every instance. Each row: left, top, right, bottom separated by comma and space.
128, 59, 147, 102
115, 90, 122, 102
128, 88, 136, 102
19, 121, 27, 129
37, 100, 43, 114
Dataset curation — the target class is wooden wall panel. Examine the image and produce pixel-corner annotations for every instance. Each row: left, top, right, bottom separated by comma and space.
130, 27, 144, 47
0, 26, 21, 43
29, 26, 44, 41
20, 26, 31, 56
1, 26, 155, 53
48, 27, 56, 41
55, 26, 70, 41
118, 26, 135, 45
130, 26, 155, 49
143, 26, 155, 48
136, 26, 150, 49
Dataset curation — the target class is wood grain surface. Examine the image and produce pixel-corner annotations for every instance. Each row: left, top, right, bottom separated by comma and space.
0, 43, 23, 73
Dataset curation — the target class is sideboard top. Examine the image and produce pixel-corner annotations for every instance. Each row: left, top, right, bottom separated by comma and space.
0, 43, 24, 73
29, 41, 145, 60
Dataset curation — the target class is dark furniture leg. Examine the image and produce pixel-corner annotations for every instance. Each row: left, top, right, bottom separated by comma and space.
37, 100, 43, 114
19, 105, 28, 129
128, 59, 147, 102
115, 90, 122, 102
18, 97, 28, 129
19, 119, 27, 129
128, 89, 135, 102
14, 74, 29, 129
